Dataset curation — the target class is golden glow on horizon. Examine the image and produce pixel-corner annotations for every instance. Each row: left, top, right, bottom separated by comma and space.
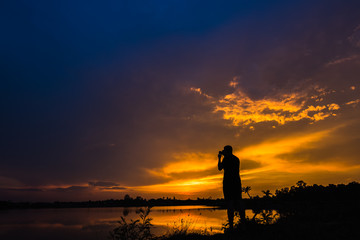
136, 125, 360, 196
134, 175, 222, 195
146, 153, 216, 180
163, 153, 215, 174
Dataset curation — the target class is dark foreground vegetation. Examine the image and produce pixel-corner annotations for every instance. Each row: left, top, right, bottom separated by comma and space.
108, 181, 360, 240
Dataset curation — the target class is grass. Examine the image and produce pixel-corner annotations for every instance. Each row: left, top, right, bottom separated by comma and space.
109, 207, 153, 240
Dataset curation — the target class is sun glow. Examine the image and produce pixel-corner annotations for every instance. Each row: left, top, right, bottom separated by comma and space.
235, 128, 350, 173
146, 152, 216, 179
138, 125, 358, 196
134, 175, 222, 195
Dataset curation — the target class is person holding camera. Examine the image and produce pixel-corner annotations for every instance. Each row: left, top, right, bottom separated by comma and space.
218, 145, 245, 229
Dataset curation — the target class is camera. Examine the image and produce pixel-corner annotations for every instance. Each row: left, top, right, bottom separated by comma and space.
218, 151, 223, 155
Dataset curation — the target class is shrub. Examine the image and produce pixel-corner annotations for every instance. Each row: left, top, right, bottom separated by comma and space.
109, 207, 154, 240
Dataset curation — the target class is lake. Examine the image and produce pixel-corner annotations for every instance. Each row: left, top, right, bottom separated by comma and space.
0, 206, 278, 240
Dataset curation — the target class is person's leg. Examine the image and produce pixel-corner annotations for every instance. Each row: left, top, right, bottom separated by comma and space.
227, 199, 234, 229
235, 191, 246, 222
238, 199, 245, 222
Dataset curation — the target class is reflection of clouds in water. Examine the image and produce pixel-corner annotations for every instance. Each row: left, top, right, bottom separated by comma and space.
153, 211, 225, 233
112, 206, 227, 234
0, 206, 281, 238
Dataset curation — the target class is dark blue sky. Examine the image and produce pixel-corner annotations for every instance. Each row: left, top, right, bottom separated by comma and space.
1, 0, 360, 201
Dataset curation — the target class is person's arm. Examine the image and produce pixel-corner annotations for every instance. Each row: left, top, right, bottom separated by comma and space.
218, 153, 223, 171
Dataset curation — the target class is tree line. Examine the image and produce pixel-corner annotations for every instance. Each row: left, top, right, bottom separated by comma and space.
1, 181, 359, 209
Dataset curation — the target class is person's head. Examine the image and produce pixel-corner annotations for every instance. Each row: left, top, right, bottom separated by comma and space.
222, 145, 233, 156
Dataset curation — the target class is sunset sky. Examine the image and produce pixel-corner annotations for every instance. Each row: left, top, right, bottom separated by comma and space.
1, 0, 360, 201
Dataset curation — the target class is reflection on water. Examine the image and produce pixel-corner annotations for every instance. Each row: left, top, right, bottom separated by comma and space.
0, 206, 279, 240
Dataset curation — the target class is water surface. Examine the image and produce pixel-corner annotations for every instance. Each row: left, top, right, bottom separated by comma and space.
0, 206, 277, 240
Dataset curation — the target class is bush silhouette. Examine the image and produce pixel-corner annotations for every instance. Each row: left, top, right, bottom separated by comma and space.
109, 207, 153, 240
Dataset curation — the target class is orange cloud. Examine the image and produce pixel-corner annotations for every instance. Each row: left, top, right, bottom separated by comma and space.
326, 55, 359, 66
237, 128, 336, 172
190, 85, 343, 128
213, 90, 341, 127
146, 152, 216, 179
229, 76, 240, 88
134, 175, 222, 196
346, 99, 360, 106
190, 87, 212, 99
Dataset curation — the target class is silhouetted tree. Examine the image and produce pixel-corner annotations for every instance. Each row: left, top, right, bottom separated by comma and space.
252, 207, 262, 221
242, 186, 252, 199
275, 187, 289, 199
296, 180, 307, 188
262, 190, 272, 198
124, 194, 131, 201
258, 210, 278, 225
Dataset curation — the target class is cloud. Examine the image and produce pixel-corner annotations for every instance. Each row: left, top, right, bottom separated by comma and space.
191, 85, 344, 128
0, 176, 24, 188
346, 99, 360, 106
99, 186, 127, 190
0, 183, 129, 201
276, 122, 360, 166
1, 183, 126, 194
241, 128, 351, 170
134, 175, 222, 196
49, 183, 127, 192
241, 159, 262, 171
88, 181, 127, 191
229, 76, 240, 88
146, 152, 216, 179
348, 24, 360, 48
232, 123, 360, 187
326, 55, 359, 66
189, 87, 212, 99
140, 151, 262, 195
51, 186, 89, 192
88, 181, 120, 187
237, 128, 333, 169
166, 169, 219, 181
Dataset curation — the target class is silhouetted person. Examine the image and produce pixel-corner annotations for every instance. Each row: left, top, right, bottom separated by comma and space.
218, 145, 245, 229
